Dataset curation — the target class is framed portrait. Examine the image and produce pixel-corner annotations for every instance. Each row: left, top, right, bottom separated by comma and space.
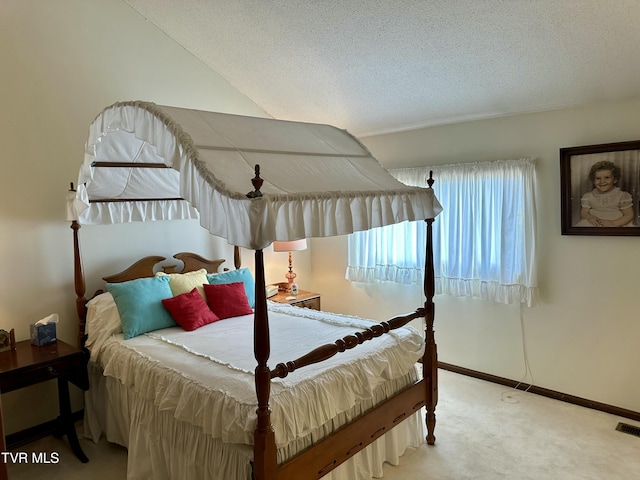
560, 140, 640, 236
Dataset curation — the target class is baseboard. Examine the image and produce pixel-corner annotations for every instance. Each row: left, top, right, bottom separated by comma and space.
438, 362, 640, 423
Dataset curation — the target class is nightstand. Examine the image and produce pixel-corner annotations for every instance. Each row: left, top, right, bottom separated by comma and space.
0, 339, 89, 463
270, 289, 321, 310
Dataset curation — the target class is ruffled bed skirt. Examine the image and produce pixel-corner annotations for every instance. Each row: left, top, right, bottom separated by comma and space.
84, 362, 425, 479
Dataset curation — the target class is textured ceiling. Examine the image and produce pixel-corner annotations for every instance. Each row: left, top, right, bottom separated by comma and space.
125, 0, 640, 137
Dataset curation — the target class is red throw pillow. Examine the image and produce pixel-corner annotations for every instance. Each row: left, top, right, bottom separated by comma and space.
161, 288, 220, 331
203, 282, 254, 319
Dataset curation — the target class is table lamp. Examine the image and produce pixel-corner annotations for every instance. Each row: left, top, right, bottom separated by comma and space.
272, 239, 307, 292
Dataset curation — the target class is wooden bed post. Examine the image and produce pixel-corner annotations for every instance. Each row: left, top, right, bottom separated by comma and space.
424, 171, 438, 445
233, 245, 242, 270
424, 217, 438, 445
249, 165, 278, 479
253, 248, 278, 480
71, 219, 87, 348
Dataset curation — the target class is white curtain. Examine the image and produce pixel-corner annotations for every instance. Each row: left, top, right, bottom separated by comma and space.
347, 158, 539, 307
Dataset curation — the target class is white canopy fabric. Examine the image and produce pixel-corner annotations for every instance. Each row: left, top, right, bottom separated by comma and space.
73, 101, 442, 249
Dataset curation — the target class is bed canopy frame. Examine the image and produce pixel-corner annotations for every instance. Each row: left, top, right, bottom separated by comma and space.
70, 101, 442, 480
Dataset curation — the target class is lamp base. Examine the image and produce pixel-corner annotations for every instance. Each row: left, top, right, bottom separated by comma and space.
284, 271, 297, 292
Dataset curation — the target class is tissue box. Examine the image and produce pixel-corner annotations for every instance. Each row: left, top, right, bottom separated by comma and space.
30, 323, 57, 346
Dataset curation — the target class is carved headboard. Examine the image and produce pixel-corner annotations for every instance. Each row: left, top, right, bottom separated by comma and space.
74, 247, 236, 347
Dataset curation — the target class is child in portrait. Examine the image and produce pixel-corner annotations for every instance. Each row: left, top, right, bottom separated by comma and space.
576, 160, 634, 227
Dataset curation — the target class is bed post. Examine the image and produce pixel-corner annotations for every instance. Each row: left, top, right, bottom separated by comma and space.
424, 171, 438, 445
71, 219, 87, 348
250, 165, 278, 480
234, 246, 242, 269
253, 248, 278, 479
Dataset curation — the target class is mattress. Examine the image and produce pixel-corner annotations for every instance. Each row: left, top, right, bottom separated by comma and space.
83, 292, 425, 479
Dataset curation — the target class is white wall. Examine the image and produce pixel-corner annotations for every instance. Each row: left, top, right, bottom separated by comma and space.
0, 0, 311, 434
309, 97, 640, 413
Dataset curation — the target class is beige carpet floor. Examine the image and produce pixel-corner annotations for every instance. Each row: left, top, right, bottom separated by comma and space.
7, 369, 640, 479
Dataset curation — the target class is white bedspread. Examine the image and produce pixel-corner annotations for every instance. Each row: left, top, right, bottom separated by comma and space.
86, 294, 424, 449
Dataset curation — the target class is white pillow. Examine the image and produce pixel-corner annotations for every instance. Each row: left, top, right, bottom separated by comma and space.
85, 292, 123, 361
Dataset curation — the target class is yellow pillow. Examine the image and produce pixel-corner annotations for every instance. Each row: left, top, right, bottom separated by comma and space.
156, 268, 209, 298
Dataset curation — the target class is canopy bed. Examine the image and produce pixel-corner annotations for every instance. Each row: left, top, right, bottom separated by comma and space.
69, 101, 442, 479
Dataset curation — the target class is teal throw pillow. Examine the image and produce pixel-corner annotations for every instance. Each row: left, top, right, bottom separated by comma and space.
106, 275, 176, 339
206, 268, 255, 308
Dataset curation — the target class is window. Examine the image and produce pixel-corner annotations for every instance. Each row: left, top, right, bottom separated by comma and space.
346, 158, 539, 307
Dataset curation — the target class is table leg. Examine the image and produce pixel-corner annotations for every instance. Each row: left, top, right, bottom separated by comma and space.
57, 378, 88, 463
0, 395, 8, 480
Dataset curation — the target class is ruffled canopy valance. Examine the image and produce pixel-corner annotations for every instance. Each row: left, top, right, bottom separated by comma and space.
72, 101, 442, 249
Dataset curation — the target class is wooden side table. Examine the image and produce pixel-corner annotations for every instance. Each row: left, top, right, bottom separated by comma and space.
270, 289, 321, 310
0, 340, 89, 464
